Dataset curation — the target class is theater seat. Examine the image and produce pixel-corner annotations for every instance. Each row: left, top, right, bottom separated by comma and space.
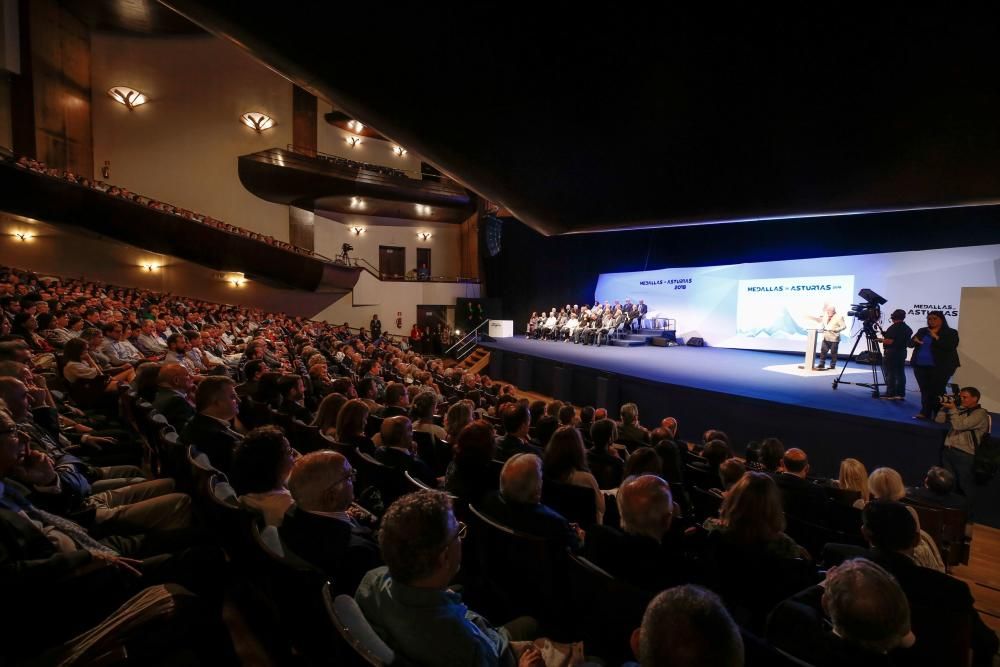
323, 584, 398, 667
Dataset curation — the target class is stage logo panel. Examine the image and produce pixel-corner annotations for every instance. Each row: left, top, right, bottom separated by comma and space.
595, 244, 1000, 353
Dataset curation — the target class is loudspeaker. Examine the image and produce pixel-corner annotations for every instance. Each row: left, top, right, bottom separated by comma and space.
687, 337, 705, 347
650, 337, 668, 347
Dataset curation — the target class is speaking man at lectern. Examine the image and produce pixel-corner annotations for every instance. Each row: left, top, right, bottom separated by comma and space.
808, 304, 847, 370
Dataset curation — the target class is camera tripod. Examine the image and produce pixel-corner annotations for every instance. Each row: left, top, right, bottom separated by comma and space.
832, 323, 884, 398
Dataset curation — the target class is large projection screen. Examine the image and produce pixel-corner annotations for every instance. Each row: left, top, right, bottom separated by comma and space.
595, 244, 1000, 353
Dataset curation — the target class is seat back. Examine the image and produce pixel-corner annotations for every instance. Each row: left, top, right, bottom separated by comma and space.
903, 498, 970, 568
403, 470, 434, 493
412, 431, 452, 477
689, 485, 724, 522
365, 414, 384, 439
541, 479, 597, 528
355, 452, 408, 507
157, 426, 185, 479
323, 584, 397, 667
289, 420, 332, 454
467, 503, 567, 623
566, 554, 652, 664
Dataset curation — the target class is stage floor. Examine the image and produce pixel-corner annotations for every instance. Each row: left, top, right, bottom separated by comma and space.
483, 336, 926, 426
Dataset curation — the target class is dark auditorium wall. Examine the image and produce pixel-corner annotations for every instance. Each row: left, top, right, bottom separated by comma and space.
483, 206, 1000, 331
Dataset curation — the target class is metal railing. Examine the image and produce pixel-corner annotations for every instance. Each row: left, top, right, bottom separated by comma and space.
445, 319, 490, 361
282, 145, 467, 196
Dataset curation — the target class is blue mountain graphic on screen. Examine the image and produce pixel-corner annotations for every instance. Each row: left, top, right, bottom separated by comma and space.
739, 307, 808, 338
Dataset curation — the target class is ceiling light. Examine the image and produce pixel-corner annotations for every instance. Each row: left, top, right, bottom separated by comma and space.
240, 112, 275, 132
350, 197, 366, 210
107, 86, 147, 110
228, 273, 247, 287
415, 204, 432, 216
347, 136, 361, 148
393, 145, 407, 157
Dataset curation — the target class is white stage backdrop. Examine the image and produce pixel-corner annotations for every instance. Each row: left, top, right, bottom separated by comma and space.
595, 244, 1000, 353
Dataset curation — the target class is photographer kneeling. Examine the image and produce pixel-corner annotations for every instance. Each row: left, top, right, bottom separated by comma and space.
936, 387, 990, 522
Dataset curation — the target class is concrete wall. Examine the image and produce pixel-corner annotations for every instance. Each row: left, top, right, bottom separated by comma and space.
316, 100, 420, 178
312, 208, 465, 279
312, 272, 480, 330
90, 34, 293, 241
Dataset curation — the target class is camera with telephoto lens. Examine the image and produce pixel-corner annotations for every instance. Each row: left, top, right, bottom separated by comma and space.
939, 383, 961, 405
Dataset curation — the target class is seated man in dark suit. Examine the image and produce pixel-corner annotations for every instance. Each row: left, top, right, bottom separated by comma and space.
378, 382, 409, 418
766, 558, 915, 667
617, 402, 649, 449
906, 465, 969, 512
373, 416, 436, 487
236, 359, 266, 397
495, 402, 543, 462
152, 363, 196, 430
584, 474, 687, 593
774, 448, 828, 515
280, 450, 381, 595
276, 373, 313, 424
586, 418, 624, 490
480, 453, 581, 551
180, 376, 243, 472
823, 500, 998, 666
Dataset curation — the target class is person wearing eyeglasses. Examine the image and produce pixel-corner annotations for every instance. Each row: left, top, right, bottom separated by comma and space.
356, 490, 545, 667
936, 386, 990, 522
280, 450, 380, 596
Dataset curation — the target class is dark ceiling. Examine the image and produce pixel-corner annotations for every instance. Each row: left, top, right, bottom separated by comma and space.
64, 0, 204, 35
158, 3, 1000, 235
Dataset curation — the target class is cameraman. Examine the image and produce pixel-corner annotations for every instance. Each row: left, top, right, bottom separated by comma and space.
879, 309, 912, 400
936, 386, 990, 520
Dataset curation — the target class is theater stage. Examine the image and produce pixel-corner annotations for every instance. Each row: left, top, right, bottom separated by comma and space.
482, 336, 1000, 527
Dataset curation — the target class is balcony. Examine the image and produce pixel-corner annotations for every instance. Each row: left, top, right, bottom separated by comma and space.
0, 159, 362, 293
238, 147, 476, 223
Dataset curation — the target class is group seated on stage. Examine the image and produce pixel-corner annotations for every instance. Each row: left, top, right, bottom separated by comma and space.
1, 262, 995, 666
527, 298, 650, 346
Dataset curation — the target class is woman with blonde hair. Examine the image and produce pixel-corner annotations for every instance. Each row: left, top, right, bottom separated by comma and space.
837, 458, 870, 508
869, 466, 945, 572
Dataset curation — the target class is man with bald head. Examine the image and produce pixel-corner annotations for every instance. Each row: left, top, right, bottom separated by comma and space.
152, 363, 196, 430
585, 475, 688, 592
280, 450, 381, 594
775, 447, 827, 514
480, 453, 581, 550
374, 415, 436, 487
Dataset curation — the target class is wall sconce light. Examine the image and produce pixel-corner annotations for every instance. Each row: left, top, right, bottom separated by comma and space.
349, 197, 366, 210
415, 204, 432, 216
392, 145, 407, 157
141, 263, 160, 272
352, 226, 366, 235
417, 232, 432, 241
347, 136, 362, 148
228, 273, 247, 288
240, 112, 275, 132
107, 86, 147, 110
12, 232, 33, 242
347, 120, 365, 133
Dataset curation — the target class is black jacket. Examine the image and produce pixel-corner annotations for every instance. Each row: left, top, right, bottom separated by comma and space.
479, 491, 580, 551
909, 326, 960, 369
279, 506, 381, 596
152, 387, 196, 431
374, 447, 436, 487
180, 414, 244, 472
495, 434, 544, 462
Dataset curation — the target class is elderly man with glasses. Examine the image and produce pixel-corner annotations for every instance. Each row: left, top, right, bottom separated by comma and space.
356, 490, 545, 667
279, 450, 381, 595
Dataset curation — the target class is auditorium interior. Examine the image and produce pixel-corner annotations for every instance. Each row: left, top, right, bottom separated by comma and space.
1, 2, 999, 666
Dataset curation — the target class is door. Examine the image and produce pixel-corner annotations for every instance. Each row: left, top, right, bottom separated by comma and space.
416, 248, 431, 279
379, 246, 406, 279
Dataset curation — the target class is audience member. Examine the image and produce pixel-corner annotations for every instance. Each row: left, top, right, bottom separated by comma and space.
180, 376, 243, 472
587, 418, 624, 489
281, 450, 380, 595
496, 402, 543, 461
634, 585, 744, 667
356, 491, 542, 667
374, 416, 436, 487
543, 426, 605, 524
906, 465, 968, 511
444, 420, 498, 505
230, 426, 295, 526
